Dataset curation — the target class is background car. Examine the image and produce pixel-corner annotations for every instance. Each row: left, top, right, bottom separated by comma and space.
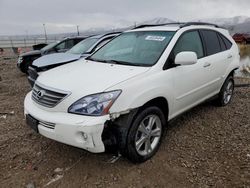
32, 43, 48, 50
27, 32, 120, 87
233, 33, 250, 44
17, 36, 87, 73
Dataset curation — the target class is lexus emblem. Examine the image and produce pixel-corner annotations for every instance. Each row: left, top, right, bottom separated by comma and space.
37, 90, 45, 99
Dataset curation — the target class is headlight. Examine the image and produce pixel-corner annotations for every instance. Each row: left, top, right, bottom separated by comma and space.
68, 90, 121, 116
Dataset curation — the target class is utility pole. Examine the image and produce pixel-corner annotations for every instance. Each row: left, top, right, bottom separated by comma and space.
76, 25, 80, 36
134, 22, 137, 28
25, 30, 29, 39
43, 23, 47, 43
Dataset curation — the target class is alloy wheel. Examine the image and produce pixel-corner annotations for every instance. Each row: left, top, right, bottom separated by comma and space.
223, 80, 233, 104
135, 114, 162, 156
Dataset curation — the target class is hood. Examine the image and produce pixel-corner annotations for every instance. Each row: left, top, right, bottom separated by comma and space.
20, 50, 41, 57
37, 60, 150, 99
33, 53, 81, 68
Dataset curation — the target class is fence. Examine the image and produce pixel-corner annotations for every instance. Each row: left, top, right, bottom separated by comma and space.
0, 38, 58, 48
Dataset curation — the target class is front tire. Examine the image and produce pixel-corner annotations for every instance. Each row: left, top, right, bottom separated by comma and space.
124, 106, 166, 163
216, 76, 234, 106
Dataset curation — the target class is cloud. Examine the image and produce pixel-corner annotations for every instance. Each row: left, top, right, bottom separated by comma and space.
0, 0, 249, 35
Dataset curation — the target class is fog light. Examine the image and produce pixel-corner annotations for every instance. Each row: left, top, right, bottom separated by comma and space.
81, 132, 88, 141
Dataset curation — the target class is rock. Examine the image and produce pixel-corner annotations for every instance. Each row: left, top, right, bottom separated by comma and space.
84, 174, 88, 181
26, 182, 35, 188
0, 115, 7, 119
54, 168, 63, 173
208, 170, 213, 174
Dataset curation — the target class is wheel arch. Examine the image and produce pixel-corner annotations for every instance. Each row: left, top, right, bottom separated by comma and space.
138, 97, 169, 122
228, 68, 238, 77
103, 96, 169, 153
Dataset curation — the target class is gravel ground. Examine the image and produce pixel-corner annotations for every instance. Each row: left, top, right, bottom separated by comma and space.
0, 52, 249, 188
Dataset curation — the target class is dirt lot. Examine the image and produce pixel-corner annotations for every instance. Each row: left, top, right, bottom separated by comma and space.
0, 51, 250, 188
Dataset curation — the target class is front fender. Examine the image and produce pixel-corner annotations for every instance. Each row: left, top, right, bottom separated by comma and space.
109, 71, 175, 117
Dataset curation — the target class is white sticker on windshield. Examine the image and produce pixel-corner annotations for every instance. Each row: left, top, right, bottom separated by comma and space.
145, 35, 166, 41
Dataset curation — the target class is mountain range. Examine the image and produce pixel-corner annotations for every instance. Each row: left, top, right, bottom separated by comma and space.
1, 16, 250, 40
139, 16, 250, 34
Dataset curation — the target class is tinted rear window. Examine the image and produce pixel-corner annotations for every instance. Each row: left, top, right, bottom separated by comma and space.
201, 30, 221, 56
217, 34, 227, 51
220, 34, 232, 50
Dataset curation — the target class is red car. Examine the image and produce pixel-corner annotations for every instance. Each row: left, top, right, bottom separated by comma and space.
233, 33, 250, 44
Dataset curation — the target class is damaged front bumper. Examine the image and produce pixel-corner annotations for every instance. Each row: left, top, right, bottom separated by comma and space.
24, 92, 110, 153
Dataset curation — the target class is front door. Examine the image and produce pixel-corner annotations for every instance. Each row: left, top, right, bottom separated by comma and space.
169, 30, 211, 117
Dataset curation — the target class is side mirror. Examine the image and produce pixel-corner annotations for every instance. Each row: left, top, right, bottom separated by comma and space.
175, 51, 198, 66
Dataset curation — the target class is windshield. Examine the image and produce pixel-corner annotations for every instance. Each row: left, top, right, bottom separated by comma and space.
41, 42, 58, 51
68, 38, 99, 55
89, 31, 175, 66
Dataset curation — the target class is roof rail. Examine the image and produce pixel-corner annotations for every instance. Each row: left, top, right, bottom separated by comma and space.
133, 22, 221, 30
180, 22, 220, 28
102, 31, 122, 36
134, 22, 185, 29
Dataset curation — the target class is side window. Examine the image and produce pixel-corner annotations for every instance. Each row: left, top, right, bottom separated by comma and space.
217, 33, 227, 51
173, 31, 204, 59
220, 34, 232, 50
55, 41, 66, 50
65, 39, 75, 49
74, 38, 84, 45
201, 30, 221, 56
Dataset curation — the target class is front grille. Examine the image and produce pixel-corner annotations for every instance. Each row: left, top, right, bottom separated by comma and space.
32, 83, 69, 108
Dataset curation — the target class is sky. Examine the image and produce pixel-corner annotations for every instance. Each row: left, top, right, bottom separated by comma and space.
0, 0, 250, 36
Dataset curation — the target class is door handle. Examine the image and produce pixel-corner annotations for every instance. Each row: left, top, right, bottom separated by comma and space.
203, 62, 211, 68
227, 55, 233, 59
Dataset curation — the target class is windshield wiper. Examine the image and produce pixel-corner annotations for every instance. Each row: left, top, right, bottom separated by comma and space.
105, 59, 131, 65
86, 57, 149, 67
85, 56, 106, 63
105, 59, 148, 67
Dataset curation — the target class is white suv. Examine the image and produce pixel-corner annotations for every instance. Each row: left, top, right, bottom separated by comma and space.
24, 23, 240, 163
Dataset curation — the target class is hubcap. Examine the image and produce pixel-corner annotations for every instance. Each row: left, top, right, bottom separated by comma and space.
135, 115, 162, 156
223, 81, 233, 104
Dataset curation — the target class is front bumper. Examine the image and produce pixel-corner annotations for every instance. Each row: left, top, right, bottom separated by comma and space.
24, 92, 110, 153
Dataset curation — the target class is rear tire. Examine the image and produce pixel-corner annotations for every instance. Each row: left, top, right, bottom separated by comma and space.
215, 76, 234, 106
124, 106, 166, 163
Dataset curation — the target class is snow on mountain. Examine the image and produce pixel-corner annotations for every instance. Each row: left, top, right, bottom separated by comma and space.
137, 16, 250, 34
198, 16, 250, 26
193, 16, 250, 34
139, 17, 175, 25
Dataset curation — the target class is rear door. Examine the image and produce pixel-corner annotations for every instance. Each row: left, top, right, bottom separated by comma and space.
200, 30, 233, 93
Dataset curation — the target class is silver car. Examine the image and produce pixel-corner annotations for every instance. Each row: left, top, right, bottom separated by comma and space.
28, 32, 120, 87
